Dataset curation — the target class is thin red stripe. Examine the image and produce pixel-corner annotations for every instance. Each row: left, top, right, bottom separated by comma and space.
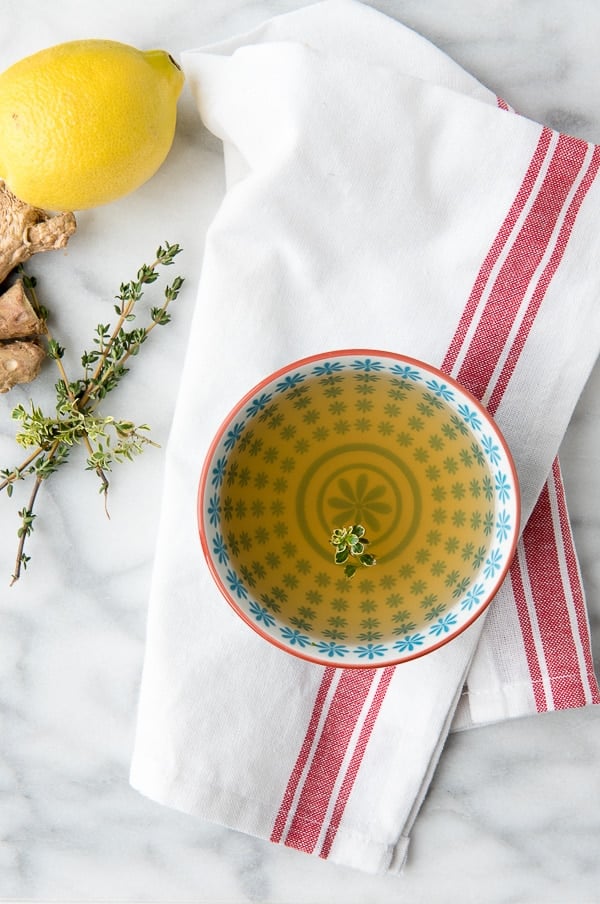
442, 128, 552, 375
550, 458, 600, 704
319, 667, 395, 859
283, 669, 377, 853
456, 133, 588, 400
508, 544, 548, 711
270, 667, 336, 843
521, 482, 587, 708
487, 143, 600, 414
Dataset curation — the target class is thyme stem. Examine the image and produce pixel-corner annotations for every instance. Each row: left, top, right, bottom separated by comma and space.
53, 338, 110, 501
0, 445, 45, 492
77, 251, 169, 409
87, 287, 177, 410
77, 298, 136, 409
10, 473, 44, 586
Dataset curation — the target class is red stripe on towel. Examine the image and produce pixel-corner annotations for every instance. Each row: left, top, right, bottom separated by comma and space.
282, 669, 377, 853
506, 460, 600, 713
442, 136, 600, 711
520, 479, 587, 709
456, 133, 588, 402
319, 666, 395, 859
488, 146, 600, 413
487, 144, 600, 414
549, 459, 600, 705
270, 667, 336, 843
442, 128, 552, 374
508, 544, 549, 712
445, 132, 598, 716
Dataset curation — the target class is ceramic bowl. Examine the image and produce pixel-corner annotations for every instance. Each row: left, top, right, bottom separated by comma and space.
198, 350, 520, 667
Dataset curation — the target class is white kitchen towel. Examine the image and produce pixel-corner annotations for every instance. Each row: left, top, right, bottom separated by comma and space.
130, 0, 600, 874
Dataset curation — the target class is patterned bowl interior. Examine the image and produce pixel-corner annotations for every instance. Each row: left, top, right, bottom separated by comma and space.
198, 351, 520, 667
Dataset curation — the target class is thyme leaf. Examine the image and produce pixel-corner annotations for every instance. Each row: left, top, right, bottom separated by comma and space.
330, 524, 377, 579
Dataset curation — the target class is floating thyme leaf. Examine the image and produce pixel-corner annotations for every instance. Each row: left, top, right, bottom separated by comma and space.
0, 242, 184, 584
330, 524, 377, 579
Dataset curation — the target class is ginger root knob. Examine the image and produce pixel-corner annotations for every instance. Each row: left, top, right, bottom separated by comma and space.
0, 340, 45, 393
0, 179, 76, 284
0, 279, 44, 339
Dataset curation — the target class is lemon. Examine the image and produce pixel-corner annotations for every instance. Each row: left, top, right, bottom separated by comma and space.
0, 39, 184, 211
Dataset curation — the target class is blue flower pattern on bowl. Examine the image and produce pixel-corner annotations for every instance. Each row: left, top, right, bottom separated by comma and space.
199, 352, 520, 667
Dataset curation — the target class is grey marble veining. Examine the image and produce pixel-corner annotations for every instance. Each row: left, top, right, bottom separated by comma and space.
1, 2, 599, 902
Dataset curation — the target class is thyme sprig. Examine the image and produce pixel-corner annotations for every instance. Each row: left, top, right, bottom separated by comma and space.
0, 242, 184, 585
330, 524, 377, 579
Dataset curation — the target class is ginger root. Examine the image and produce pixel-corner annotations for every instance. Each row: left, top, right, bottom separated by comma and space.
0, 179, 76, 284
0, 179, 76, 392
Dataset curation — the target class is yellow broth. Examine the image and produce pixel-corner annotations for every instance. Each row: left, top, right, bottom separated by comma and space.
219, 369, 495, 644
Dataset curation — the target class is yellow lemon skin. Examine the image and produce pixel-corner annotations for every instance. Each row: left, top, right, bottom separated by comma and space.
0, 39, 184, 211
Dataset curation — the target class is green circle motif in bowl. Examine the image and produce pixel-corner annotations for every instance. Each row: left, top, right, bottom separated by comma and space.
198, 350, 520, 667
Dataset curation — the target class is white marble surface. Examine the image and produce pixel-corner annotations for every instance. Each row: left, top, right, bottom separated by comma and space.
1, 1, 599, 902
